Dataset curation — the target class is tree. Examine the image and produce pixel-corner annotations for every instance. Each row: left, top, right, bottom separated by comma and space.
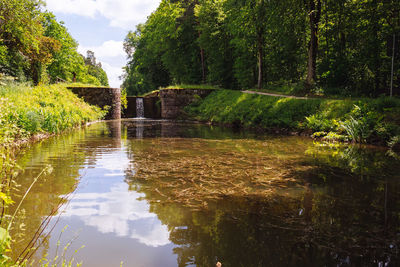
84, 50, 109, 86
195, 0, 235, 88
0, 0, 46, 80
305, 0, 321, 89
121, 0, 399, 96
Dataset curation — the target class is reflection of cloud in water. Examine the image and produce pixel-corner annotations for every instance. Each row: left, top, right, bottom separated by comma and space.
131, 218, 171, 247
95, 150, 132, 176
62, 149, 170, 247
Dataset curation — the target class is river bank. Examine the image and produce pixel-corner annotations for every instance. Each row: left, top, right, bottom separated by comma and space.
0, 82, 105, 146
185, 89, 400, 147
0, 81, 105, 266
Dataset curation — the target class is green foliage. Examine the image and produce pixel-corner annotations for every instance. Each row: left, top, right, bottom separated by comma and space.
0, 81, 105, 142
122, 0, 400, 96
306, 114, 339, 132
341, 116, 370, 143
187, 90, 321, 129
0, 0, 45, 83
0, 5, 108, 86
187, 90, 400, 144
83, 51, 109, 86
388, 135, 400, 149
120, 88, 128, 109
0, 227, 11, 265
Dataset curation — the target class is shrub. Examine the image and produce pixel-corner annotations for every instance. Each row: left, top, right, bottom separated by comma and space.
340, 105, 380, 143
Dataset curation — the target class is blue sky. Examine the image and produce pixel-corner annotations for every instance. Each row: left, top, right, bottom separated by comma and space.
45, 0, 161, 88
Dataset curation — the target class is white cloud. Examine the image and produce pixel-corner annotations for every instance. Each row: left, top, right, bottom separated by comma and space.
101, 62, 124, 88
46, 0, 160, 30
78, 41, 125, 88
79, 40, 125, 59
45, 1, 161, 88
46, 0, 98, 18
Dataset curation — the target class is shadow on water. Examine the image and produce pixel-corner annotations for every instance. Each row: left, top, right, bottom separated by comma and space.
10, 119, 400, 266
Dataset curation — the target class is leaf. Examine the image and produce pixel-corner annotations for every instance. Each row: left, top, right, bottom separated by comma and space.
0, 192, 14, 205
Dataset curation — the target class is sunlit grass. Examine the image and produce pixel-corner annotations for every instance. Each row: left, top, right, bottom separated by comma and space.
0, 82, 105, 144
186, 90, 400, 144
163, 84, 221, 90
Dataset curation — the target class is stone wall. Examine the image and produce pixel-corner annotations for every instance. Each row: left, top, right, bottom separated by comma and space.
159, 89, 214, 119
124, 97, 137, 118
68, 87, 121, 120
123, 96, 161, 118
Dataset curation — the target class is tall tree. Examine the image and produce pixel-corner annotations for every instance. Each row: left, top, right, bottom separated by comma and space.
0, 0, 45, 80
305, 0, 321, 89
195, 0, 235, 88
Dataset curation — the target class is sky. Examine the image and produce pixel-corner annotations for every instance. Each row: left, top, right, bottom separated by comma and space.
45, 0, 161, 88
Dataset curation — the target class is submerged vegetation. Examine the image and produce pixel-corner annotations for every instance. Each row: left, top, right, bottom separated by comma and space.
123, 122, 400, 265
186, 90, 400, 145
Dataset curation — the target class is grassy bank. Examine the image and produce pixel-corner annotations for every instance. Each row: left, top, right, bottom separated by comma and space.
0, 82, 105, 145
186, 90, 400, 146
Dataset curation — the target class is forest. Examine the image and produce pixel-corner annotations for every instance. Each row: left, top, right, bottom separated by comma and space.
1, 1, 400, 266
122, 0, 400, 97
0, 0, 108, 86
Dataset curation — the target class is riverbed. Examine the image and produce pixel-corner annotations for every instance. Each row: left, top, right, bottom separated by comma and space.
10, 120, 400, 266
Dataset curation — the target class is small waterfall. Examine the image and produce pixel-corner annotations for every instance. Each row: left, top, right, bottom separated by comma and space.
136, 121, 144, 138
136, 98, 144, 118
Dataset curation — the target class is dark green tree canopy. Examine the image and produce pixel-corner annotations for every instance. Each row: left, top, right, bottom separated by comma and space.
122, 0, 400, 97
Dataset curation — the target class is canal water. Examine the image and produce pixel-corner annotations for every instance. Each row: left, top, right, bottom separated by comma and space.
10, 120, 400, 266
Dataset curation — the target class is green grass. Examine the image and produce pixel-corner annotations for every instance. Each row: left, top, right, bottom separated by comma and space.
163, 84, 221, 90
0, 82, 105, 144
186, 90, 400, 144
186, 90, 322, 128
140, 89, 160, 97
66, 82, 110, 88
247, 82, 357, 99
248, 83, 303, 96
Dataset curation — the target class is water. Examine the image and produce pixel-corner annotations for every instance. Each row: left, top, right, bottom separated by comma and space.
10, 120, 400, 266
136, 98, 144, 118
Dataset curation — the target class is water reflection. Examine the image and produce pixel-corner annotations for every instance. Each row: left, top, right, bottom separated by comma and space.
10, 120, 400, 266
63, 183, 169, 247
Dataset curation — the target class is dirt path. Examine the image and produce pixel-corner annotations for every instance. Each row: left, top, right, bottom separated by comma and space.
242, 90, 309, 99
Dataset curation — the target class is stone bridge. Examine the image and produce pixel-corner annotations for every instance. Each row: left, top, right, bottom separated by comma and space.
68, 86, 214, 120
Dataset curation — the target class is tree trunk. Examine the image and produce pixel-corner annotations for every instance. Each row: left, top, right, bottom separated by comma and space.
305, 0, 321, 88
200, 46, 206, 83
31, 61, 40, 85
257, 35, 263, 89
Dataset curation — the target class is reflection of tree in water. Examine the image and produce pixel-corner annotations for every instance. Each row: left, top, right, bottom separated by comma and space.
126, 138, 400, 266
